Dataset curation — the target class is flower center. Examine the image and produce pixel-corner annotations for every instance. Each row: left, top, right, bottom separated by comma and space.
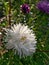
20, 36, 26, 41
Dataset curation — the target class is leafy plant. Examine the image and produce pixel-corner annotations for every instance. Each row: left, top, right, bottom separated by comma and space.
0, 0, 49, 65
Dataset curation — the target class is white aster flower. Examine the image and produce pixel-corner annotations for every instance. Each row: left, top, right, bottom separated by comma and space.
4, 23, 37, 57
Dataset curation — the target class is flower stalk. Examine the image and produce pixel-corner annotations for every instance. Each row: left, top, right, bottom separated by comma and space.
8, 0, 11, 28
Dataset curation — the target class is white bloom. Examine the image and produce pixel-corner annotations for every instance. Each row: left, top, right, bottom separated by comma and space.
5, 23, 37, 57
0, 32, 2, 35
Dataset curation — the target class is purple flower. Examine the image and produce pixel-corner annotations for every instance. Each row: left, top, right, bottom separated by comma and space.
37, 0, 49, 14
21, 4, 30, 14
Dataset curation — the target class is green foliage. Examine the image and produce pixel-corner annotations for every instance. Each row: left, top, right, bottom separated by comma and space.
0, 0, 49, 65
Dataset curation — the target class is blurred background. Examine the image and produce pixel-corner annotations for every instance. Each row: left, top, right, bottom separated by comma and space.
0, 0, 49, 65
